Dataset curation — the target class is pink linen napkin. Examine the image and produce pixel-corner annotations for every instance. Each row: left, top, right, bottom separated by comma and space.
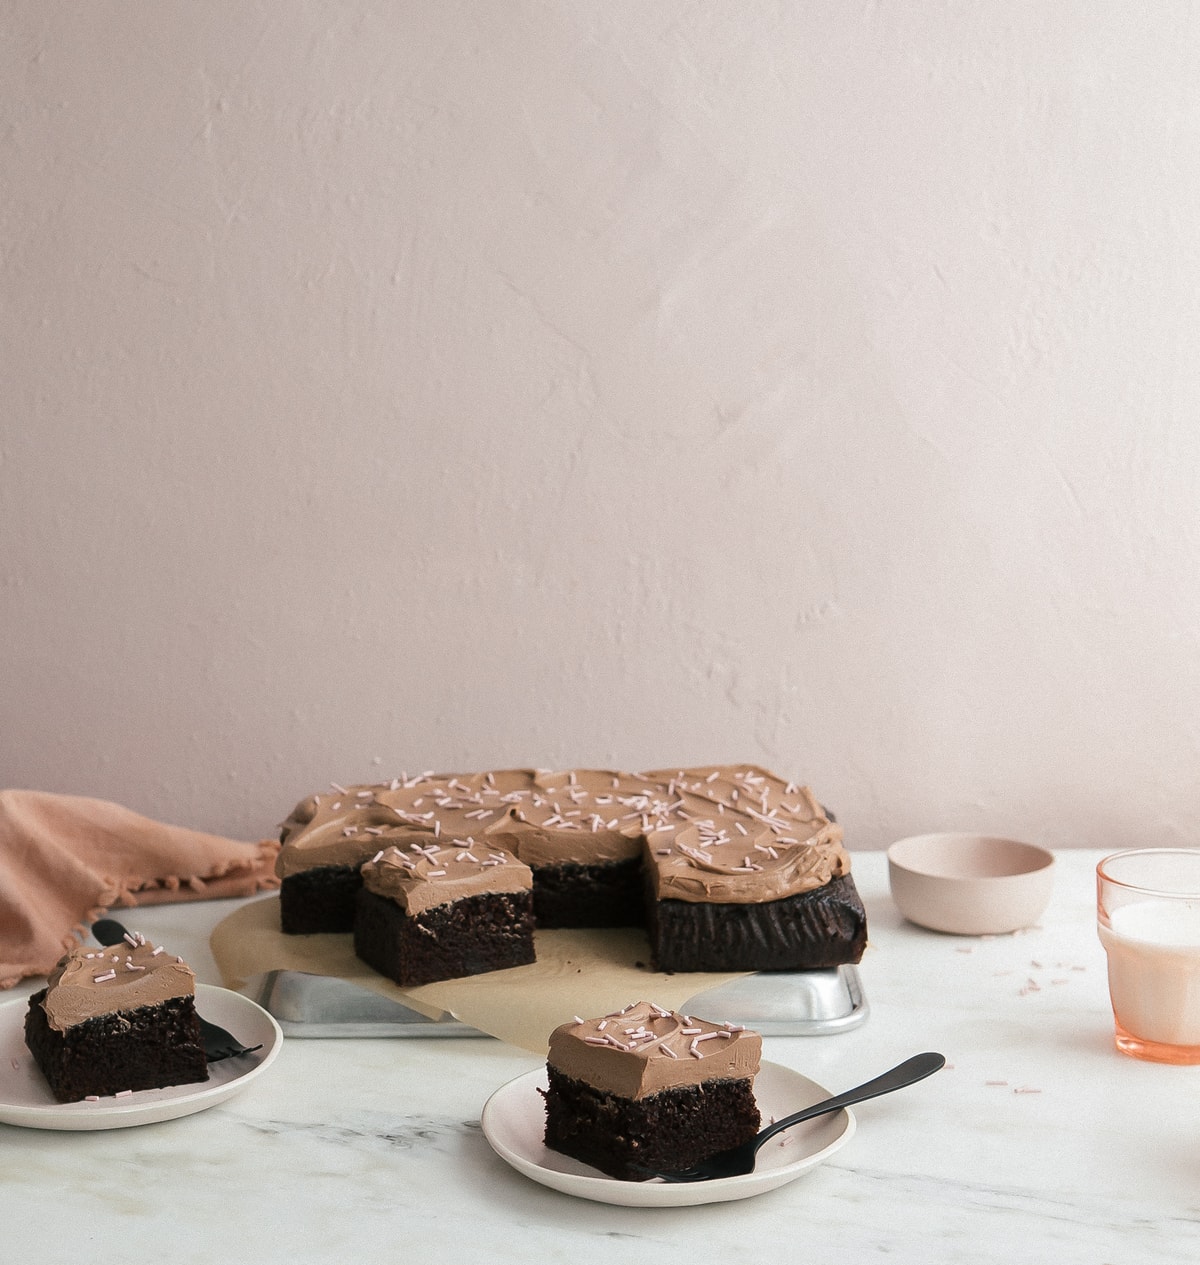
0, 788, 279, 988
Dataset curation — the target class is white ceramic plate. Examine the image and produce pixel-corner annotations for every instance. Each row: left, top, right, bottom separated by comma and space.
480, 1060, 855, 1207
0, 984, 283, 1131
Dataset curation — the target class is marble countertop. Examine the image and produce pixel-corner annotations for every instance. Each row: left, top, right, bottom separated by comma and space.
3, 849, 1196, 1263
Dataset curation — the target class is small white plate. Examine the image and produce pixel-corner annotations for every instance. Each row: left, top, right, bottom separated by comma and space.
0, 984, 283, 1130
480, 1060, 855, 1207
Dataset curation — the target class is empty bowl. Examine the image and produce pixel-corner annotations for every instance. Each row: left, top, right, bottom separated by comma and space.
887, 833, 1055, 935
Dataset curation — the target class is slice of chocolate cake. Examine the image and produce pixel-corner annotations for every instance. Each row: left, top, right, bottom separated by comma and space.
24, 932, 208, 1103
642, 787, 867, 972
353, 837, 536, 986
502, 823, 645, 929
542, 1001, 762, 1180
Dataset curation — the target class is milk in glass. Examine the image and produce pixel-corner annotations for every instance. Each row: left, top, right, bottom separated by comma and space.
1098, 899, 1200, 1046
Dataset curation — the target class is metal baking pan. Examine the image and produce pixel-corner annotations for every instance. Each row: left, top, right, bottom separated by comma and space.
251, 965, 868, 1039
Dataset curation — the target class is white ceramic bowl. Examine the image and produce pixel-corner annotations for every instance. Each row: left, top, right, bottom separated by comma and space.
887, 833, 1055, 935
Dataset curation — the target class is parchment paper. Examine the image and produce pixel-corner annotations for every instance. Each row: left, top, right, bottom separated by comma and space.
210, 895, 751, 1055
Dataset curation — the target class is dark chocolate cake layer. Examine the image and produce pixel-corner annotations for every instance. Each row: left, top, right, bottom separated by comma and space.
280, 864, 363, 934
353, 887, 536, 987
542, 1067, 760, 1181
530, 858, 645, 928
24, 990, 208, 1103
647, 873, 868, 973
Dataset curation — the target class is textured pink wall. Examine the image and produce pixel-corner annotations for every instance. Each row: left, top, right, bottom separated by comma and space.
2, 3, 1198, 849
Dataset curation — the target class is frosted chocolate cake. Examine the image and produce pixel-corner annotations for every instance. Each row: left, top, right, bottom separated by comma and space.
542, 1001, 762, 1180
276, 765, 867, 972
644, 794, 868, 971
353, 838, 536, 986
24, 931, 208, 1103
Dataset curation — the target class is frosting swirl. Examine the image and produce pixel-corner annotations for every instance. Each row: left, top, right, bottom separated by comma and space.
644, 805, 847, 904
40, 932, 196, 1032
547, 1001, 762, 1099
277, 765, 847, 904
360, 836, 532, 915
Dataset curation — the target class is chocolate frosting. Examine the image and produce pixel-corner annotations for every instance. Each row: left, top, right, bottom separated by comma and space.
547, 1001, 762, 1099
277, 765, 847, 905
40, 932, 195, 1032
360, 837, 532, 915
645, 811, 847, 905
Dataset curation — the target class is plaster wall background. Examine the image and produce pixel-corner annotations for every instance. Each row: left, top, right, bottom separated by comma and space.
3, 2, 1198, 849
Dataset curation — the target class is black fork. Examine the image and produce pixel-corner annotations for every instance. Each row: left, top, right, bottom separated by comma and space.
634, 1052, 946, 1182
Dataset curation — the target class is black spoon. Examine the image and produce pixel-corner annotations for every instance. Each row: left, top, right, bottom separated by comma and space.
91, 918, 262, 1063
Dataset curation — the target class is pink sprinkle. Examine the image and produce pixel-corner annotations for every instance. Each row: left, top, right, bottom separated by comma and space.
151, 946, 164, 956
84, 1095, 100, 1102
93, 971, 116, 983
115, 1089, 133, 1097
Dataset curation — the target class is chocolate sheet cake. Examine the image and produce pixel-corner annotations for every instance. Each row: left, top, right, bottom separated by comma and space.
276, 765, 867, 973
24, 931, 208, 1103
542, 1001, 762, 1180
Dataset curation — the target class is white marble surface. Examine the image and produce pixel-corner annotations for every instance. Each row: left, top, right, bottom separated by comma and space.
3, 850, 1197, 1262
